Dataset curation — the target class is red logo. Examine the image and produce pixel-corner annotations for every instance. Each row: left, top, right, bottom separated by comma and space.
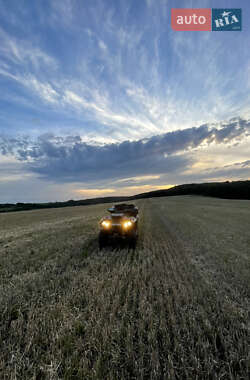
171, 9, 211, 31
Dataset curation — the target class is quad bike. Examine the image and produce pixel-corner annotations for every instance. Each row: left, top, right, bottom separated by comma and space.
98, 204, 139, 249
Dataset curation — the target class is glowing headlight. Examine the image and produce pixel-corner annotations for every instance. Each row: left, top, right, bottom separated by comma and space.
123, 220, 132, 229
101, 220, 111, 228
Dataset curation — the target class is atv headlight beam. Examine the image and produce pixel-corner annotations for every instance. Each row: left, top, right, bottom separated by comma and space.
101, 220, 111, 228
123, 220, 132, 229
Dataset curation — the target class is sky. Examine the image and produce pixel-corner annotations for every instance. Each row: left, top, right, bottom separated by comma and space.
0, 0, 250, 202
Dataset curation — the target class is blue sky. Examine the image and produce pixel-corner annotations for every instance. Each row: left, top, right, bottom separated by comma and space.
0, 0, 250, 202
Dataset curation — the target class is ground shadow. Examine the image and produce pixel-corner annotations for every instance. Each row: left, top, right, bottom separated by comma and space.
100, 236, 137, 251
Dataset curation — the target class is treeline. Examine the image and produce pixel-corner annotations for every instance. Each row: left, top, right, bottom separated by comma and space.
0, 196, 131, 213
134, 180, 250, 200
1, 180, 250, 213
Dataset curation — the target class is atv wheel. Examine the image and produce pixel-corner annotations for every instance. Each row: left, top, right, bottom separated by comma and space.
128, 232, 137, 250
99, 232, 108, 250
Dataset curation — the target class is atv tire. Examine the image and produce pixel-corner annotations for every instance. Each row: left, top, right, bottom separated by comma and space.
128, 232, 137, 250
99, 232, 108, 250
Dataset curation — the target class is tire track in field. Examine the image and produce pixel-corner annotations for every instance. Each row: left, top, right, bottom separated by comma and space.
57, 202, 147, 378
144, 201, 249, 379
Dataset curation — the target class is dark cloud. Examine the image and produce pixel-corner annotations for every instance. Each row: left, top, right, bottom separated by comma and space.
0, 136, 30, 156
212, 119, 250, 143
0, 117, 249, 183
199, 160, 250, 180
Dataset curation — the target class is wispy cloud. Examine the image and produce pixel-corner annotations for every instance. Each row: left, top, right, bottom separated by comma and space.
115, 175, 161, 183
186, 160, 250, 183
1, 1, 250, 142
0, 27, 57, 70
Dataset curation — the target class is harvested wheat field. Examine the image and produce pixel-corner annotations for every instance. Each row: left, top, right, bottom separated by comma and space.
0, 196, 249, 379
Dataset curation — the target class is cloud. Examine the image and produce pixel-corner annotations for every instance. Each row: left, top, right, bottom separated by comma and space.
19, 76, 59, 104
115, 175, 160, 183
76, 188, 116, 196
98, 40, 107, 51
75, 184, 174, 198
0, 26, 60, 108
1, 3, 250, 143
198, 160, 250, 181
0, 26, 57, 70
0, 69, 60, 105
1, 117, 249, 183
62, 88, 159, 137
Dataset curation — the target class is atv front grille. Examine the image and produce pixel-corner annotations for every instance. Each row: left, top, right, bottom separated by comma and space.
111, 216, 122, 224
112, 225, 122, 233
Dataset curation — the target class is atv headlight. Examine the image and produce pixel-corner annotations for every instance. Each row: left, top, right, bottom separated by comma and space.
123, 220, 132, 229
101, 220, 111, 228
